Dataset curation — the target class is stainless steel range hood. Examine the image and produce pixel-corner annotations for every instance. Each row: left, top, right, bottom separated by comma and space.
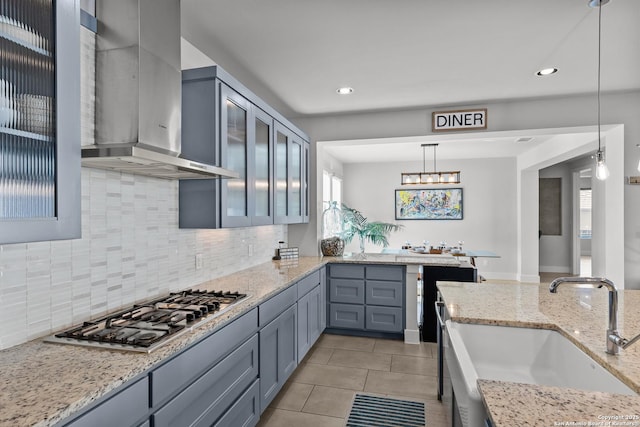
82, 0, 238, 180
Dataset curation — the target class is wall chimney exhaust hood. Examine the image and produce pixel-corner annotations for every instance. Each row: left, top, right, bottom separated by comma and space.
81, 0, 238, 180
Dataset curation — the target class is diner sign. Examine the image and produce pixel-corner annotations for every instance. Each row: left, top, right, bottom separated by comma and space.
432, 108, 487, 132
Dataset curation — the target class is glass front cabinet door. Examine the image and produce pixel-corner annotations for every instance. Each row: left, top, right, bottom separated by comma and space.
219, 84, 251, 228
0, 0, 81, 244
274, 121, 305, 225
251, 107, 273, 226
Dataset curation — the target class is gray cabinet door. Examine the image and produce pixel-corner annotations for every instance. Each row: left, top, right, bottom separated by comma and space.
63, 377, 149, 427
220, 83, 252, 228
214, 379, 260, 427
151, 308, 258, 407
365, 265, 404, 281
259, 304, 297, 412
328, 303, 365, 330
329, 264, 365, 279
152, 335, 259, 427
0, 0, 81, 244
297, 284, 321, 362
329, 278, 365, 304
273, 121, 308, 225
251, 107, 274, 226
319, 267, 327, 331
366, 281, 403, 307
365, 306, 403, 332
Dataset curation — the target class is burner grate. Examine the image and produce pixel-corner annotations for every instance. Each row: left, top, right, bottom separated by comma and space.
47, 289, 249, 352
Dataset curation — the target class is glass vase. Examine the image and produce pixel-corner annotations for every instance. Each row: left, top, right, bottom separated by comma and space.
320, 201, 345, 256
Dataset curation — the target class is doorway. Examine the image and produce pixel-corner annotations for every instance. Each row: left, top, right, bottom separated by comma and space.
578, 173, 592, 276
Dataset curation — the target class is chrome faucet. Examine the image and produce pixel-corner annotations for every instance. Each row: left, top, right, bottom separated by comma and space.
549, 277, 640, 355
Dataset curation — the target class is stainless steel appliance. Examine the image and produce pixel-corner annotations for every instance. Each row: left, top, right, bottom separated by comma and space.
46, 290, 248, 352
81, 0, 238, 180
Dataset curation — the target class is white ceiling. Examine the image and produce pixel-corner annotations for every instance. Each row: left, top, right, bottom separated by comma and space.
179, 0, 639, 163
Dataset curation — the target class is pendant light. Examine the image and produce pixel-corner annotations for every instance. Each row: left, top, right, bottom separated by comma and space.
401, 143, 461, 185
593, 0, 610, 181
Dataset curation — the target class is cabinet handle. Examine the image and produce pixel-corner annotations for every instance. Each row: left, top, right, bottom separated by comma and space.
434, 300, 445, 329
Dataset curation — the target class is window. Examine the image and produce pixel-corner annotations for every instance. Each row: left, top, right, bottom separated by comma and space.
580, 189, 592, 239
322, 170, 342, 211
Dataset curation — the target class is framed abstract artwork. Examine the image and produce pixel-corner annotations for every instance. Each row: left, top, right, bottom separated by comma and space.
395, 188, 463, 220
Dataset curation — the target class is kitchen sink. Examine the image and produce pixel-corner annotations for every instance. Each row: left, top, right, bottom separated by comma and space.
445, 320, 636, 427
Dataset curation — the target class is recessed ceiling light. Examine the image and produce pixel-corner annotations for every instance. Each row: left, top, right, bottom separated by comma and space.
536, 68, 558, 76
516, 137, 534, 143
336, 87, 354, 95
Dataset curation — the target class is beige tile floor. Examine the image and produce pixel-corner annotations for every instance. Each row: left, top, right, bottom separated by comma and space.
256, 273, 567, 426
257, 333, 446, 427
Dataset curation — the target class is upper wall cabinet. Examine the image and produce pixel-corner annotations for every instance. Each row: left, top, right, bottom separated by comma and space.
273, 122, 307, 225
0, 0, 81, 244
179, 66, 308, 229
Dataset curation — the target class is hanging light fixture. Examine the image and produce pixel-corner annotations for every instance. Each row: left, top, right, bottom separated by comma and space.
401, 143, 461, 185
592, 0, 610, 181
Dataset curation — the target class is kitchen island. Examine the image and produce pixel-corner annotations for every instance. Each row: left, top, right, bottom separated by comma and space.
437, 281, 640, 426
0, 253, 459, 427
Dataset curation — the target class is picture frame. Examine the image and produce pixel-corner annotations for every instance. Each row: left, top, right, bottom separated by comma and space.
395, 188, 463, 220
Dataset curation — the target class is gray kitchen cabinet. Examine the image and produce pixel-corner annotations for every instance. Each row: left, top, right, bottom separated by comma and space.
319, 267, 327, 331
0, 0, 81, 244
148, 308, 259, 426
179, 65, 307, 229
150, 308, 258, 407
219, 83, 252, 228
365, 280, 403, 306
329, 278, 365, 305
251, 106, 275, 225
152, 335, 259, 427
297, 284, 322, 362
214, 379, 260, 427
273, 121, 307, 225
327, 264, 405, 336
302, 140, 310, 223
329, 303, 365, 330
365, 306, 404, 332
61, 377, 149, 427
259, 303, 297, 412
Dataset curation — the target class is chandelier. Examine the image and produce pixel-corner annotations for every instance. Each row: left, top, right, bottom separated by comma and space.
401, 143, 460, 185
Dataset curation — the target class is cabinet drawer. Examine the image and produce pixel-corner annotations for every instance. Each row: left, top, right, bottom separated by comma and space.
329, 279, 364, 304
214, 379, 260, 427
150, 308, 258, 407
328, 303, 365, 329
329, 264, 365, 279
365, 265, 404, 282
366, 281, 403, 307
64, 377, 149, 427
152, 335, 259, 427
365, 306, 403, 332
259, 284, 298, 327
298, 269, 320, 298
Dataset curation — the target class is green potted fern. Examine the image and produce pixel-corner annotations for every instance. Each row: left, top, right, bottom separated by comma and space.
340, 204, 403, 253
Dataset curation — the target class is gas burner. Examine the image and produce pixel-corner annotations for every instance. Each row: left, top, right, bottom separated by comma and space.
45, 289, 249, 352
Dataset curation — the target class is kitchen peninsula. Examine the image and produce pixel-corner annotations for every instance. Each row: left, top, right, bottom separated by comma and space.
437, 281, 640, 426
0, 254, 459, 427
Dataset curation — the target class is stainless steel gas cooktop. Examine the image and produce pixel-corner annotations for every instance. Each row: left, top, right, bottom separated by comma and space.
45, 289, 249, 353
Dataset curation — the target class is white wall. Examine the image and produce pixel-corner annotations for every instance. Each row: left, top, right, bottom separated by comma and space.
289, 91, 640, 288
339, 158, 517, 280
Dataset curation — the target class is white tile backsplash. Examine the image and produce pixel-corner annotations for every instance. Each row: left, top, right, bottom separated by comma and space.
0, 168, 287, 349
0, 27, 287, 350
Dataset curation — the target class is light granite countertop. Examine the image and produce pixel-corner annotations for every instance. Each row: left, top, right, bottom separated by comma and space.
0, 253, 460, 427
437, 281, 640, 426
